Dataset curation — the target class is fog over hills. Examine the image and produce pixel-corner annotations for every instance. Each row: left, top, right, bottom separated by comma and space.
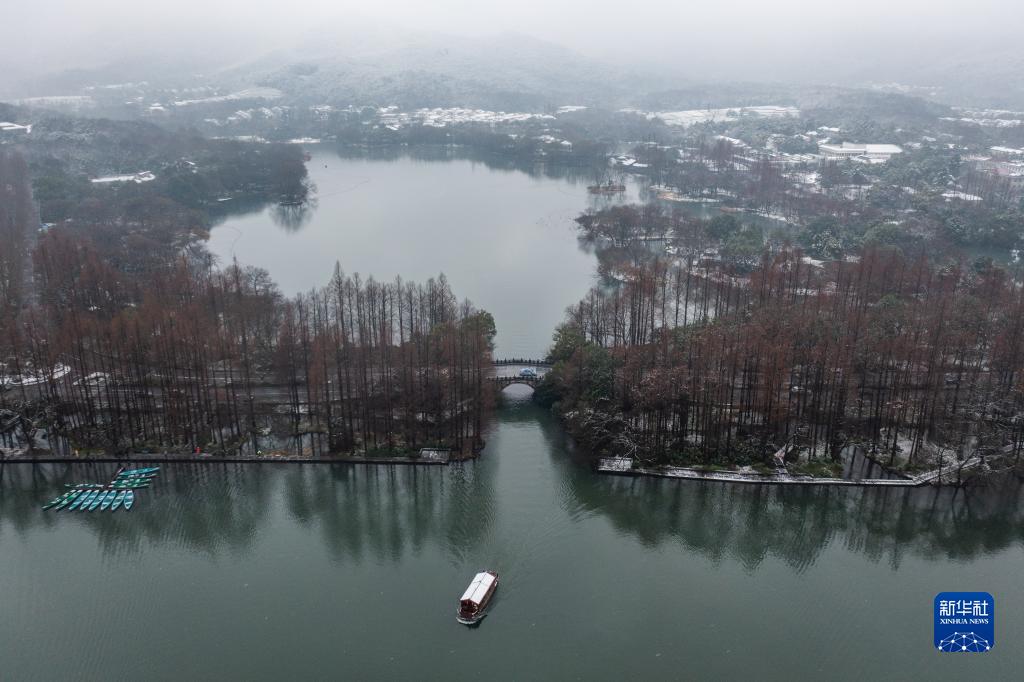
223, 30, 671, 109
2, 4, 1021, 110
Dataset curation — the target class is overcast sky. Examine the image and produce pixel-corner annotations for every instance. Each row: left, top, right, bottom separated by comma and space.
2, 0, 1018, 88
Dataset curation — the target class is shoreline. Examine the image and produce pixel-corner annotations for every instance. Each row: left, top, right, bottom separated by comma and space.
595, 456, 983, 487
0, 449, 464, 466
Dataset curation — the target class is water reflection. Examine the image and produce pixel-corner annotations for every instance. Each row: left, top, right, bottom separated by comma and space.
270, 198, 318, 233
3, 450, 1021, 571
205, 148, 639, 357
278, 459, 497, 565
569, 468, 1024, 572
330, 144, 606, 186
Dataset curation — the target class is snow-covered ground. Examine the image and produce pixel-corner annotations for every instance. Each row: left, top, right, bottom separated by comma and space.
14, 95, 94, 109
173, 87, 284, 107
378, 107, 555, 128
941, 116, 1022, 128
0, 364, 71, 388
623, 105, 799, 127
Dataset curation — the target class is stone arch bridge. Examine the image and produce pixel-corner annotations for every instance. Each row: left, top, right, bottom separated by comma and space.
488, 359, 552, 390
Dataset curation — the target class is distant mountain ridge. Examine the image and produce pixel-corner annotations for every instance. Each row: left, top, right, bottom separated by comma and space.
219, 31, 672, 110
5, 26, 1022, 112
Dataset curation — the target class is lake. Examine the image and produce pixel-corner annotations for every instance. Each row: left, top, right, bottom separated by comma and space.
2, 392, 1022, 680
207, 147, 642, 358
3, 149, 1022, 680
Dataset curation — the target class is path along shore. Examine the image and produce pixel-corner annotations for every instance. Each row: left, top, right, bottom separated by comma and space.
595, 455, 983, 487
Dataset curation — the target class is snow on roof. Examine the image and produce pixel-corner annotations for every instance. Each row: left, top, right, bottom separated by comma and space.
715, 135, 746, 147
819, 143, 902, 157
91, 171, 155, 184
942, 191, 983, 201
460, 572, 496, 604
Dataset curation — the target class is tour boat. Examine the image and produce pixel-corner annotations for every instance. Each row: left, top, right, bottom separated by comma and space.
457, 571, 499, 625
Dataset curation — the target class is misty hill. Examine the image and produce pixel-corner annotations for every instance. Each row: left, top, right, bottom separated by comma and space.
216, 30, 670, 110
7, 25, 1023, 114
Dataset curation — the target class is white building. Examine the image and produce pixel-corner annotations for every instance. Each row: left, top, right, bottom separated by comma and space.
818, 142, 903, 163
0, 122, 32, 135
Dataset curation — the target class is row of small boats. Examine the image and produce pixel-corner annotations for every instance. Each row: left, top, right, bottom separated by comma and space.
42, 466, 160, 512
45, 487, 136, 512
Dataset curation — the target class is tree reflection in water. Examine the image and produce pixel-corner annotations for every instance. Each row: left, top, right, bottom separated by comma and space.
2, 445, 1022, 571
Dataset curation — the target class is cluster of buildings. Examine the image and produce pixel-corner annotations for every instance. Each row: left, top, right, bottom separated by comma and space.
817, 142, 904, 163
971, 146, 1024, 195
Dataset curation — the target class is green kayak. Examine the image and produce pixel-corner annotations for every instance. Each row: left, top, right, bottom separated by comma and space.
43, 490, 75, 510
67, 490, 89, 511
55, 490, 84, 511
79, 489, 100, 512
87, 490, 105, 511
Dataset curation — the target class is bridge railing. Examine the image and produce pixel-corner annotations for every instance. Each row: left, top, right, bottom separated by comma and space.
489, 375, 541, 386
492, 358, 552, 367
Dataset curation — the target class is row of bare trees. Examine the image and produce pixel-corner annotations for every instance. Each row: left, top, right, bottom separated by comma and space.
2, 194, 494, 457
543, 245, 1024, 469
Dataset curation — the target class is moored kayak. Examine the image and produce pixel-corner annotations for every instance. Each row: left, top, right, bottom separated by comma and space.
56, 490, 83, 511
79, 489, 100, 512
67, 490, 88, 511
110, 490, 126, 511
123, 490, 135, 511
120, 467, 160, 475
43, 491, 74, 510
116, 473, 156, 481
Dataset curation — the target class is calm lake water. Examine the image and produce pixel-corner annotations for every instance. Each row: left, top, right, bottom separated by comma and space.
207, 147, 641, 358
2, 392, 1023, 680
4, 150, 1023, 679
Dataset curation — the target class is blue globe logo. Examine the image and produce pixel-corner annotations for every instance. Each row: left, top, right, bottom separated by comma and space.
937, 632, 991, 652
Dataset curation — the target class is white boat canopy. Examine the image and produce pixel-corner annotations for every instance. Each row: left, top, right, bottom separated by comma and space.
460, 572, 496, 604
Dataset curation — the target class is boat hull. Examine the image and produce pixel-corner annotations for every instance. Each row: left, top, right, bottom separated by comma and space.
456, 571, 499, 625
456, 612, 487, 626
